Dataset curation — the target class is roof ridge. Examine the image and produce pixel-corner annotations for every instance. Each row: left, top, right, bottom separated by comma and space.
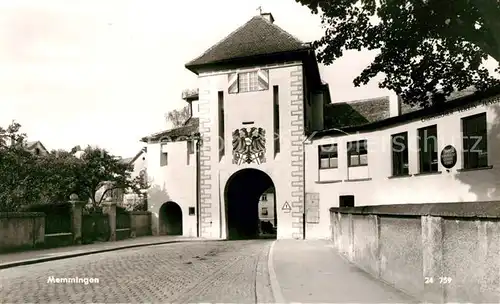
186, 16, 258, 66
334, 96, 390, 105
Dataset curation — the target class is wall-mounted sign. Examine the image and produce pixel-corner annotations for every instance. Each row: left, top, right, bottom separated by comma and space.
440, 145, 457, 169
282, 201, 291, 213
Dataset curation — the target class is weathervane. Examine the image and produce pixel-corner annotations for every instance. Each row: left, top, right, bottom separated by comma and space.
257, 6, 262, 14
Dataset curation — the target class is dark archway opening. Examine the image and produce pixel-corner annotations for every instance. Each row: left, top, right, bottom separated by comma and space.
159, 201, 183, 235
224, 168, 277, 240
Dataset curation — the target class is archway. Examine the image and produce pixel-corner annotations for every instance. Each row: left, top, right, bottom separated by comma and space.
159, 201, 183, 235
224, 168, 277, 240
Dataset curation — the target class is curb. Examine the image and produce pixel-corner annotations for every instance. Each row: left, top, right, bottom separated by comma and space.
267, 240, 285, 303
0, 239, 217, 270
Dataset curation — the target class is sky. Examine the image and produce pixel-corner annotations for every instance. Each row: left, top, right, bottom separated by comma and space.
0, 0, 424, 157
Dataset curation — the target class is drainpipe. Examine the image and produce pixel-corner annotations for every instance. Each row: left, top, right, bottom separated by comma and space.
302, 135, 307, 240
195, 135, 201, 237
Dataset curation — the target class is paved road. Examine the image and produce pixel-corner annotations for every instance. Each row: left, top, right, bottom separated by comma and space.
0, 240, 274, 303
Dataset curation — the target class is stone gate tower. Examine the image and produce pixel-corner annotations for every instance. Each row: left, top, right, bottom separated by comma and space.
184, 12, 325, 239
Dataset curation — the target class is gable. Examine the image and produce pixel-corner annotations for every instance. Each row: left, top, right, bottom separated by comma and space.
185, 15, 309, 73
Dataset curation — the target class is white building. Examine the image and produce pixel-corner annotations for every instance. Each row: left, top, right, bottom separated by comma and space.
119, 147, 148, 210
142, 12, 500, 240
259, 187, 276, 229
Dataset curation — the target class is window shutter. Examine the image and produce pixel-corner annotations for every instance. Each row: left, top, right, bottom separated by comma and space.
228, 73, 239, 94
257, 69, 269, 90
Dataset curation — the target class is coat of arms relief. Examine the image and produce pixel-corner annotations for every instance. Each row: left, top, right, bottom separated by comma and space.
232, 127, 266, 165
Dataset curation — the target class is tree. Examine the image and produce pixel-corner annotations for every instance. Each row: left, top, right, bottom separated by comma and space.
76, 146, 149, 211
0, 120, 26, 148
165, 105, 191, 128
296, 0, 500, 107
33, 150, 87, 204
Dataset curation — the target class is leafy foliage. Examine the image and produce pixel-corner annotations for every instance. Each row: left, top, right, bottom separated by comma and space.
296, 0, 500, 107
0, 122, 149, 212
165, 105, 191, 128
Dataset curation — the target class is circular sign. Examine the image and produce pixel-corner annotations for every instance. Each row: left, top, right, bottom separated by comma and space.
440, 145, 457, 169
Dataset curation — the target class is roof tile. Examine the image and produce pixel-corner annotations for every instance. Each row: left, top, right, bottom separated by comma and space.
324, 97, 390, 129
142, 118, 199, 143
186, 15, 309, 67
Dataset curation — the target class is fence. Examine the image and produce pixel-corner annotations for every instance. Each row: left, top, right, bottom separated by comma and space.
0, 196, 153, 252
330, 201, 500, 303
116, 206, 131, 241
82, 213, 111, 244
22, 202, 73, 248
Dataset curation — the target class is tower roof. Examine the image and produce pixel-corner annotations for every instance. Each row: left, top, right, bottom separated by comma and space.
185, 14, 310, 73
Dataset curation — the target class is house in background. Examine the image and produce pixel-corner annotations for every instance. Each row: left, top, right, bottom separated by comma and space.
259, 187, 276, 227
72, 146, 148, 209
119, 147, 148, 210
24, 141, 49, 156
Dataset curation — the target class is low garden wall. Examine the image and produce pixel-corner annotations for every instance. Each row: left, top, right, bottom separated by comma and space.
0, 197, 153, 252
330, 202, 500, 303
0, 212, 45, 252
130, 211, 151, 237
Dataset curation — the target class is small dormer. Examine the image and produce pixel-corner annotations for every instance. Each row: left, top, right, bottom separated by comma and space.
260, 12, 274, 23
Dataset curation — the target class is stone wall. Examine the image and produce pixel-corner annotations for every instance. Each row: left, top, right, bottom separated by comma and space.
330, 202, 500, 303
0, 198, 153, 253
0, 212, 45, 252
130, 211, 152, 237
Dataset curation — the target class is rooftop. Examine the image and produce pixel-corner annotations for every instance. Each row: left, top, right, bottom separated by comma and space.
141, 117, 199, 143
185, 13, 310, 72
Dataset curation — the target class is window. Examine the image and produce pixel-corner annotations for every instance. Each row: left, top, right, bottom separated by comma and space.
347, 140, 368, 167
238, 71, 259, 92
318, 144, 338, 169
418, 125, 438, 173
218, 91, 225, 159
160, 144, 168, 166
229, 70, 269, 94
261, 194, 267, 201
261, 207, 268, 216
187, 140, 194, 165
391, 132, 409, 176
339, 195, 354, 207
187, 140, 194, 154
273, 85, 280, 154
188, 207, 195, 216
462, 113, 488, 169
34, 148, 40, 155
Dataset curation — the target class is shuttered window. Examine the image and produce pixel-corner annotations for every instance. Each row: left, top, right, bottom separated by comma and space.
228, 69, 269, 94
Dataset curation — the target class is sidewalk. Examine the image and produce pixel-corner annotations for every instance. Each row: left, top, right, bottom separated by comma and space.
270, 239, 418, 303
0, 235, 208, 269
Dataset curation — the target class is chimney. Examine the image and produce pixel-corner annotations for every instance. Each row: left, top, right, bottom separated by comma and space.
389, 92, 402, 117
261, 12, 275, 23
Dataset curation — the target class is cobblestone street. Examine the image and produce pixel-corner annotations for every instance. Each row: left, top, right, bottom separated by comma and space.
0, 240, 274, 303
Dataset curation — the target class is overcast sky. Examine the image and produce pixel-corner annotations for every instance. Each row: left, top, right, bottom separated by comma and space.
0, 0, 404, 157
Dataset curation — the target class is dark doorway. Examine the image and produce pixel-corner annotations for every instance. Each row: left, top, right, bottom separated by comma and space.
159, 201, 183, 235
224, 168, 276, 240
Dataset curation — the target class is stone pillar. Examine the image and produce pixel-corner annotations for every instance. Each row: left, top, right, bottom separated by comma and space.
370, 214, 381, 278
69, 194, 85, 245
422, 215, 445, 303
103, 198, 117, 241
129, 211, 137, 238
